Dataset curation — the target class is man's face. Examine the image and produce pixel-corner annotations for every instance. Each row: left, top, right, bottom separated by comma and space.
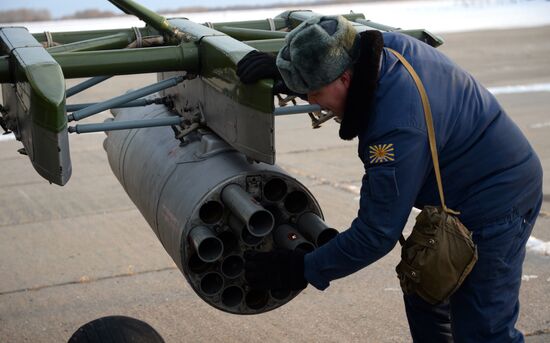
307, 70, 352, 118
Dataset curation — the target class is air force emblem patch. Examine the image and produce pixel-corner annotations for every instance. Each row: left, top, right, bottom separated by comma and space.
369, 144, 395, 164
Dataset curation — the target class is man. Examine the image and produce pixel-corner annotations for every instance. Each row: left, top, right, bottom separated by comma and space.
237, 15, 542, 342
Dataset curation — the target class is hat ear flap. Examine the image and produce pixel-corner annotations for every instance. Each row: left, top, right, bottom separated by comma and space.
339, 30, 384, 140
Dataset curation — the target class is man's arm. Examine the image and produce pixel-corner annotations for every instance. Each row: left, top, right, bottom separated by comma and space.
304, 126, 432, 290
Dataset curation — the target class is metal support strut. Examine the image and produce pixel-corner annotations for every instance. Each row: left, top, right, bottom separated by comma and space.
68, 75, 186, 122
68, 116, 183, 134
66, 75, 112, 98
273, 104, 321, 116
66, 97, 167, 112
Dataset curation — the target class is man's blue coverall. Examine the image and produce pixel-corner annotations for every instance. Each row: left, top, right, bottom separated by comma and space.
304, 31, 543, 342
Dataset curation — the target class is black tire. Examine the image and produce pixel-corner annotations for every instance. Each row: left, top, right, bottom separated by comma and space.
68, 315, 165, 343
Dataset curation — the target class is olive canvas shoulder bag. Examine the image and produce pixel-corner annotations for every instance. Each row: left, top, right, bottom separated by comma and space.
387, 48, 478, 305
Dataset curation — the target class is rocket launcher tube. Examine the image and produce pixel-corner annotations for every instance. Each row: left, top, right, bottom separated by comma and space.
273, 224, 315, 252
189, 226, 223, 263
200, 272, 224, 295
221, 184, 274, 237
221, 286, 244, 307
221, 255, 244, 279
228, 215, 262, 246
297, 212, 339, 247
104, 104, 325, 313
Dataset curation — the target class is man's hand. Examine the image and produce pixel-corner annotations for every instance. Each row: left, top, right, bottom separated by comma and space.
237, 50, 280, 84
244, 249, 308, 290
237, 51, 307, 99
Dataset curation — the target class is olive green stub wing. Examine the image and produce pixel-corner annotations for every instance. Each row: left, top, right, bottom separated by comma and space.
162, 18, 276, 165
0, 27, 71, 185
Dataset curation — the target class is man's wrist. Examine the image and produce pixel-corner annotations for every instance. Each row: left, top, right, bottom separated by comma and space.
304, 251, 330, 290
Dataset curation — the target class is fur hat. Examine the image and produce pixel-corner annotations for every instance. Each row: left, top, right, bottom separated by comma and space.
276, 15, 359, 94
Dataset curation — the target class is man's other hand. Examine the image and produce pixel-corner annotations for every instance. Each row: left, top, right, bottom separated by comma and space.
237, 50, 280, 84
244, 249, 308, 290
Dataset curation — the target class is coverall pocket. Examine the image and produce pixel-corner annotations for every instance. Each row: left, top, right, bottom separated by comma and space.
472, 214, 526, 281
367, 167, 400, 203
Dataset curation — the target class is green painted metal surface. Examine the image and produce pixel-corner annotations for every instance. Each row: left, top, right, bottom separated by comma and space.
13, 49, 66, 132
161, 18, 275, 163
52, 44, 198, 78
356, 19, 444, 47
243, 39, 285, 53
28, 18, 288, 47
218, 27, 288, 41
168, 18, 273, 113
0, 27, 66, 133
2, 44, 199, 81
46, 33, 133, 53
32, 27, 156, 45
109, 0, 185, 39
0, 26, 42, 50
394, 29, 444, 47
0, 27, 71, 185
207, 18, 287, 31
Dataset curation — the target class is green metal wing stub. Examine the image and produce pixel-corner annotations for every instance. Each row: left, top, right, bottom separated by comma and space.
0, 27, 71, 185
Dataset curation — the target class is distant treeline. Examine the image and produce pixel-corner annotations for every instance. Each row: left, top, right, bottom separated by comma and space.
0, 8, 120, 23
0, 9, 53, 23
0, 0, 395, 23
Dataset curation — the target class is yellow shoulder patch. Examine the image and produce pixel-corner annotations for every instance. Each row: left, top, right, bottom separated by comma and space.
369, 144, 395, 164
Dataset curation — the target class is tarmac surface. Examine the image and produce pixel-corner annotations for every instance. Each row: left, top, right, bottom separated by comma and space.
1, 26, 549, 342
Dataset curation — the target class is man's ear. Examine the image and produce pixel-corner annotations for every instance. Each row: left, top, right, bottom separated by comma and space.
340, 69, 353, 89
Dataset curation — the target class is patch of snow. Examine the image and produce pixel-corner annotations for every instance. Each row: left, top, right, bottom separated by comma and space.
0, 133, 15, 142
530, 122, 550, 130
526, 236, 550, 256
488, 83, 550, 95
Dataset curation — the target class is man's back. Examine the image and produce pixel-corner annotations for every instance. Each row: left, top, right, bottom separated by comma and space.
365, 32, 543, 228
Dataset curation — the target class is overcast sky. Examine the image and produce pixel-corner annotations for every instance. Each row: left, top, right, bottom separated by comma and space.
1, 0, 303, 17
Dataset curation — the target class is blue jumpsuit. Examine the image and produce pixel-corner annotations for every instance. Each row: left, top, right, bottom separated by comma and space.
303, 32, 543, 342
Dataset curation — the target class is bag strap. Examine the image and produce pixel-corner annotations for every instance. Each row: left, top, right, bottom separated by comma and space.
386, 48, 459, 216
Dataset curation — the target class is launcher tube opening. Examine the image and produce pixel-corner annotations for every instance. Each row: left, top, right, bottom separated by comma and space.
221, 255, 244, 279
297, 212, 338, 247
222, 184, 274, 237
263, 177, 288, 202
284, 190, 309, 214
189, 226, 223, 263
199, 200, 224, 224
200, 272, 223, 296
221, 286, 244, 307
